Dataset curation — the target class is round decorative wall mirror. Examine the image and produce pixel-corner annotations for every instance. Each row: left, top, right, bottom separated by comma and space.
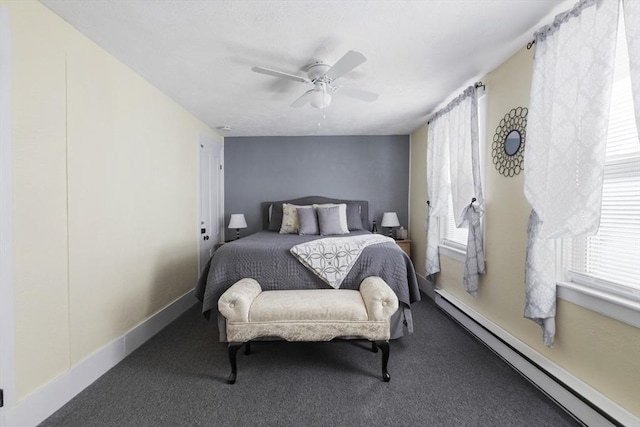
492, 107, 528, 177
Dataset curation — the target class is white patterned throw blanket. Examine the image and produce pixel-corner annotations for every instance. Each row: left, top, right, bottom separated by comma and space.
290, 234, 396, 289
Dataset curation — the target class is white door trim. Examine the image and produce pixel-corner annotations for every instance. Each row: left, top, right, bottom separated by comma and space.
0, 6, 15, 424
197, 133, 224, 273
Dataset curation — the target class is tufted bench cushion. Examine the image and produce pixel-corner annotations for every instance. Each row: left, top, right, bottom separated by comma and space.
217, 276, 399, 383
250, 290, 369, 322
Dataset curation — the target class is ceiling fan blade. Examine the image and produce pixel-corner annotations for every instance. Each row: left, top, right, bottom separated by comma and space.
290, 89, 315, 107
251, 66, 310, 84
324, 50, 367, 81
335, 86, 379, 102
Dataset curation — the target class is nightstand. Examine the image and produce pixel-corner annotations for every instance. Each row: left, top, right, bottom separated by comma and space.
395, 239, 411, 258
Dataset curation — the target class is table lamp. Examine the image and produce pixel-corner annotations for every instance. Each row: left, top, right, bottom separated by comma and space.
380, 212, 400, 238
228, 214, 247, 240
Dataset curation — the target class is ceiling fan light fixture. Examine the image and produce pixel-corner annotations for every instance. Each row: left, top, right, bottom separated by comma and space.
252, 50, 377, 110
310, 90, 331, 109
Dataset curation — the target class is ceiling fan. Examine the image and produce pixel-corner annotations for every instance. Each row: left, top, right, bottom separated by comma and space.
251, 50, 379, 109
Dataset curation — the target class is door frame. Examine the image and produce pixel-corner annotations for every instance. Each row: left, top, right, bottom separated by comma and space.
197, 133, 224, 273
0, 6, 15, 423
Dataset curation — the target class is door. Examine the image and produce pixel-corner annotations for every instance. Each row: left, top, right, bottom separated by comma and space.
0, 6, 11, 422
199, 134, 224, 274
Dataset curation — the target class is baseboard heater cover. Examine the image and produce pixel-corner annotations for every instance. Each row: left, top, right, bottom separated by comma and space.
434, 289, 636, 427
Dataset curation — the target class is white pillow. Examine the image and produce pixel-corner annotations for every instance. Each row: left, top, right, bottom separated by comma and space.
313, 203, 349, 234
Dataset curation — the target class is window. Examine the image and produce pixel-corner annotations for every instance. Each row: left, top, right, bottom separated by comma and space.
439, 90, 487, 258
443, 193, 469, 248
559, 13, 640, 325
564, 76, 640, 295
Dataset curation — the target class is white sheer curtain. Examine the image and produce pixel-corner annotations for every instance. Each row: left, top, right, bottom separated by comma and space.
426, 87, 485, 295
448, 87, 485, 296
425, 115, 449, 278
523, 0, 620, 347
623, 0, 640, 133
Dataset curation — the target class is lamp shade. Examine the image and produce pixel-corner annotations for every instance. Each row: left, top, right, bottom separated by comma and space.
228, 214, 247, 229
380, 212, 400, 227
310, 90, 332, 109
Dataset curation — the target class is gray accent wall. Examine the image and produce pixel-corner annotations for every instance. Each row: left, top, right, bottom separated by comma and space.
224, 135, 410, 236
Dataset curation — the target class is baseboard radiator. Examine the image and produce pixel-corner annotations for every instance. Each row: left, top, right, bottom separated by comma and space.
434, 289, 637, 427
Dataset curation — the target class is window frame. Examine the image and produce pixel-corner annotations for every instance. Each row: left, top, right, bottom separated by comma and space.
556, 279, 640, 328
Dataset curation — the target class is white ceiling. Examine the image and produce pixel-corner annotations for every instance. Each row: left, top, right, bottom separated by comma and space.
40, 0, 572, 137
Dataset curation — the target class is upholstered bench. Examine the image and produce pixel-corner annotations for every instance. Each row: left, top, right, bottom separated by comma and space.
218, 276, 399, 384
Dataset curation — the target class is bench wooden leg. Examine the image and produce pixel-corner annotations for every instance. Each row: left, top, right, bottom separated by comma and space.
227, 342, 243, 384
375, 340, 390, 382
245, 340, 251, 355
371, 341, 378, 353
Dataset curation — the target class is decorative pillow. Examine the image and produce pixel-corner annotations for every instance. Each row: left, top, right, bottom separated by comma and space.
268, 203, 284, 231
313, 203, 349, 234
279, 203, 300, 234
297, 207, 319, 235
346, 203, 363, 230
317, 206, 348, 235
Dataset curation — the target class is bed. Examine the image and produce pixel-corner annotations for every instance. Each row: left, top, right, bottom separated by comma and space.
195, 196, 421, 340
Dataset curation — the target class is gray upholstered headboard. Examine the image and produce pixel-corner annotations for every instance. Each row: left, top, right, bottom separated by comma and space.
261, 196, 369, 231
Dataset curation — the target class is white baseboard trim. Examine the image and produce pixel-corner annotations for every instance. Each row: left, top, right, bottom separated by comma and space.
435, 289, 638, 427
4, 289, 197, 427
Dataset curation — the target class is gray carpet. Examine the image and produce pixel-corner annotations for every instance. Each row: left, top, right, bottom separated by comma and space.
41, 296, 580, 426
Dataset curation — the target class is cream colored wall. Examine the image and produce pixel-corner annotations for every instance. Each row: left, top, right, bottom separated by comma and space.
410, 46, 640, 416
5, 1, 221, 400
409, 122, 427, 277
9, 0, 70, 402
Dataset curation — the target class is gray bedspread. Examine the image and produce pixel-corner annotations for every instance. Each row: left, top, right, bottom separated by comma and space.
195, 230, 421, 338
